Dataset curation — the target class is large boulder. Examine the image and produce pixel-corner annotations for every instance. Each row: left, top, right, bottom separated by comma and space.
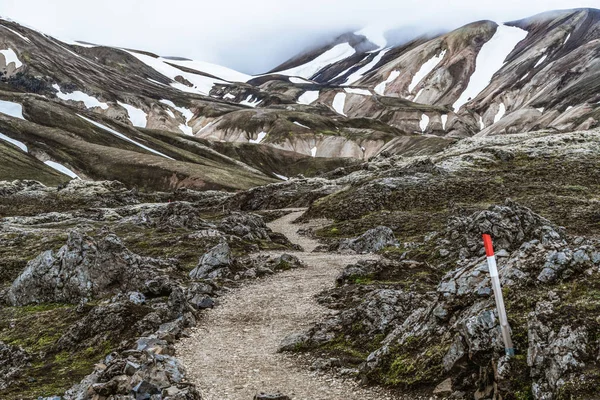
338, 226, 399, 254
7, 231, 154, 306
189, 242, 232, 280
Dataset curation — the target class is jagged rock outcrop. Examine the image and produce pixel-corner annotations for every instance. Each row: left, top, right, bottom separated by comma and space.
0, 341, 30, 391
338, 226, 399, 254
188, 242, 232, 280
7, 231, 158, 306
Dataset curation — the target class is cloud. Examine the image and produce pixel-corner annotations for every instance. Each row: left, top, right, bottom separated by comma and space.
0, 0, 597, 74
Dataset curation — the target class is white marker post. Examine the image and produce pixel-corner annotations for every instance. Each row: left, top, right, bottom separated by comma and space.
483, 234, 514, 357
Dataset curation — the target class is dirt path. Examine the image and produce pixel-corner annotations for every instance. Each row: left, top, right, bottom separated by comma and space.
176, 210, 395, 400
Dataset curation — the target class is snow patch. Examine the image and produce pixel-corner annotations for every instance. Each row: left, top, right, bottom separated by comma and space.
297, 91, 319, 105
166, 59, 251, 82
223, 93, 235, 100
0, 99, 24, 119
1, 26, 30, 43
413, 88, 424, 102
344, 88, 372, 96
534, 54, 548, 68
53, 84, 108, 110
249, 131, 267, 144
78, 114, 173, 159
441, 115, 448, 131
273, 173, 289, 181
343, 49, 390, 85
289, 77, 312, 84
563, 33, 571, 45
126, 51, 225, 95
493, 103, 506, 123
117, 102, 147, 128
44, 161, 80, 179
419, 114, 429, 133
453, 24, 528, 111
311, 146, 317, 157
0, 48, 22, 68
293, 121, 310, 129
408, 50, 447, 92
159, 100, 194, 136
536, 107, 545, 113
332, 93, 347, 116
276, 43, 356, 79
479, 116, 485, 130
374, 70, 400, 95
0, 132, 27, 152
240, 95, 262, 108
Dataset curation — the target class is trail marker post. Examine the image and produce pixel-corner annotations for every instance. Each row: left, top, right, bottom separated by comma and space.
482, 234, 514, 357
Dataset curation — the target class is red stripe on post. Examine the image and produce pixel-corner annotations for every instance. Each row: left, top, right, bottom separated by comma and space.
482, 234, 494, 257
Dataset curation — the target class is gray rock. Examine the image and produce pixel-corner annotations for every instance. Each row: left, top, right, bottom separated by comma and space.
0, 341, 31, 391
129, 291, 146, 305
8, 231, 154, 306
131, 380, 160, 400
189, 242, 232, 280
338, 226, 399, 254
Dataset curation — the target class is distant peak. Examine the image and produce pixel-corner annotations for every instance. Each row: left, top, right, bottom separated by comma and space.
355, 26, 388, 50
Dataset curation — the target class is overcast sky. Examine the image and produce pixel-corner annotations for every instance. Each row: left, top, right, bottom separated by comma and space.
0, 0, 597, 74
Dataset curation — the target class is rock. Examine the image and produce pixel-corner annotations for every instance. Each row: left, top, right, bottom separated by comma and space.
131, 380, 160, 400
254, 392, 291, 400
0, 341, 31, 391
278, 332, 310, 352
189, 294, 215, 310
8, 231, 155, 305
124, 361, 141, 376
219, 212, 271, 241
129, 291, 147, 305
338, 226, 399, 254
189, 242, 232, 280
434, 378, 453, 395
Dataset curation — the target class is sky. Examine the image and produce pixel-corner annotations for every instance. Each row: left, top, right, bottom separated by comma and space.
0, 0, 597, 74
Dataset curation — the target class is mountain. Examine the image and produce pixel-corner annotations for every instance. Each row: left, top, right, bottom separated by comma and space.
0, 9, 598, 190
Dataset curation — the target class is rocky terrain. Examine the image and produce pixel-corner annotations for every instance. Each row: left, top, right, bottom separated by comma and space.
1, 6, 600, 400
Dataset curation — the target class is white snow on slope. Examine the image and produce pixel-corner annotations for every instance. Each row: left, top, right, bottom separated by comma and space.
409, 50, 447, 93
1, 26, 30, 43
276, 43, 356, 79
273, 173, 289, 181
374, 70, 400, 95
332, 93, 347, 116
0, 99, 24, 119
479, 116, 485, 130
297, 91, 319, 105
126, 51, 226, 95
0, 48, 22, 68
441, 115, 448, 131
223, 93, 235, 100
289, 77, 312, 84
343, 49, 390, 85
344, 88, 372, 96
166, 59, 251, 82
240, 95, 262, 108
311, 146, 317, 157
0, 132, 27, 152
249, 131, 267, 144
413, 88, 424, 102
453, 24, 528, 111
159, 99, 194, 136
44, 161, 80, 179
534, 54, 548, 68
537, 107, 545, 113
53, 84, 109, 110
494, 103, 506, 123
419, 114, 429, 132
563, 33, 571, 45
78, 114, 174, 159
293, 121, 310, 129
356, 26, 387, 50
117, 102, 147, 128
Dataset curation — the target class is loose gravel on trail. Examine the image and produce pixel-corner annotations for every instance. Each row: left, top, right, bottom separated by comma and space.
176, 209, 396, 400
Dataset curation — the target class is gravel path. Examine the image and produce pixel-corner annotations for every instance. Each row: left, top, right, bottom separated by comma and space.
176, 209, 395, 400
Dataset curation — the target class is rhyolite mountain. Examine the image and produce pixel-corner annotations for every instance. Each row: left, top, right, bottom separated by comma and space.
0, 8, 598, 190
